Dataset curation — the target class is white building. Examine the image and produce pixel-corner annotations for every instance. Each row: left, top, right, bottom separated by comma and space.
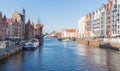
78, 16, 86, 38
112, 0, 120, 37
62, 29, 78, 38
92, 9, 101, 38
100, 4, 106, 37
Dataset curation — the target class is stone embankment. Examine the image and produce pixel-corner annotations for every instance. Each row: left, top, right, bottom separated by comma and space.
0, 46, 23, 60
0, 41, 23, 60
76, 39, 120, 51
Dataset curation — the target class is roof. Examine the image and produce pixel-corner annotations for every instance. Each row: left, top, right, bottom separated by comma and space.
11, 11, 24, 22
35, 24, 43, 28
63, 29, 77, 32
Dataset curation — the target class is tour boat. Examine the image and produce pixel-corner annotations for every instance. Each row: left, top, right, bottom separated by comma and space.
23, 39, 39, 50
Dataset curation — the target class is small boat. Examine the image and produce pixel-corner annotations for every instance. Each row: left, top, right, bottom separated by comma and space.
57, 38, 63, 41
57, 37, 71, 41
23, 39, 39, 50
71, 37, 76, 41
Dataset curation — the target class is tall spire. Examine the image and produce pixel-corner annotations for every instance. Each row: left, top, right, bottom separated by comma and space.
22, 8, 25, 15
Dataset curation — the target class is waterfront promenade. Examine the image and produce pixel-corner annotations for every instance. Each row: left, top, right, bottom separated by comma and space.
0, 41, 23, 60
0, 38, 120, 71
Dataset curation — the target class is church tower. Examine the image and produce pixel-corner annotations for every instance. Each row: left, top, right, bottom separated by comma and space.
22, 8, 26, 38
22, 8, 25, 16
22, 8, 25, 24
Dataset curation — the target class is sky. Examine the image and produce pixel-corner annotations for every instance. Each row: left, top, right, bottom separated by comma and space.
0, 0, 107, 33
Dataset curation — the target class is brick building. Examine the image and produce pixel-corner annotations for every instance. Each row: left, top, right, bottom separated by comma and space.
0, 12, 9, 40
35, 21, 43, 45
25, 20, 34, 40
35, 23, 43, 36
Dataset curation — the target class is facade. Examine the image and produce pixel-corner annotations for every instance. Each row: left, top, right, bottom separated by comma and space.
10, 8, 25, 39
106, 0, 113, 38
62, 29, 78, 38
92, 9, 100, 38
85, 13, 94, 39
78, 0, 120, 41
0, 9, 44, 41
100, 4, 106, 37
78, 16, 86, 38
0, 12, 9, 40
112, 0, 120, 37
6, 18, 11, 38
25, 20, 34, 40
35, 23, 43, 36
35, 22, 43, 45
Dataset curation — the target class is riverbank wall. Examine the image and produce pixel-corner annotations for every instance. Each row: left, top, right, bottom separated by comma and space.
75, 39, 120, 51
0, 46, 23, 61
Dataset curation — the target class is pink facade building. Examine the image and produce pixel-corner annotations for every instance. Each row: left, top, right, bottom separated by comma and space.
85, 13, 93, 39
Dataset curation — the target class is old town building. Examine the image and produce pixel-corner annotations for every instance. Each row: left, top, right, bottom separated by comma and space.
35, 21, 43, 37
6, 18, 11, 38
10, 8, 25, 39
35, 20, 43, 45
25, 20, 34, 40
0, 12, 9, 40
0, 9, 44, 41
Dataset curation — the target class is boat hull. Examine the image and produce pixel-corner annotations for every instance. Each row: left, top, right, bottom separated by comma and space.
23, 45, 39, 50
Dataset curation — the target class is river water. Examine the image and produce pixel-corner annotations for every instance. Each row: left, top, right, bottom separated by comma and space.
0, 38, 120, 71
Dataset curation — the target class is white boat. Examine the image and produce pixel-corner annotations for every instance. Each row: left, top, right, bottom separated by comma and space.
23, 39, 39, 50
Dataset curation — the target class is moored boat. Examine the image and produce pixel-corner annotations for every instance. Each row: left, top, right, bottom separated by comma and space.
57, 37, 71, 41
23, 39, 39, 50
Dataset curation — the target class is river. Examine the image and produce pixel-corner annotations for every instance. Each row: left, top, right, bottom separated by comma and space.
0, 38, 120, 71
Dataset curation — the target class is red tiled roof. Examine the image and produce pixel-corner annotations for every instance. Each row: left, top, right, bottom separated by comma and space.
63, 29, 77, 32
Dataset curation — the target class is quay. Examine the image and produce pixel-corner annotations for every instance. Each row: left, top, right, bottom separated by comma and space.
75, 39, 120, 51
0, 38, 43, 61
0, 46, 23, 60
0, 41, 24, 61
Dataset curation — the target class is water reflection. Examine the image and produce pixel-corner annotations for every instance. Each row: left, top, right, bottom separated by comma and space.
0, 39, 120, 71
62, 41, 67, 48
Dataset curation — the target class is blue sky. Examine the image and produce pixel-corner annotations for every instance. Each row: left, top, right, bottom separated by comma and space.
0, 0, 107, 33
